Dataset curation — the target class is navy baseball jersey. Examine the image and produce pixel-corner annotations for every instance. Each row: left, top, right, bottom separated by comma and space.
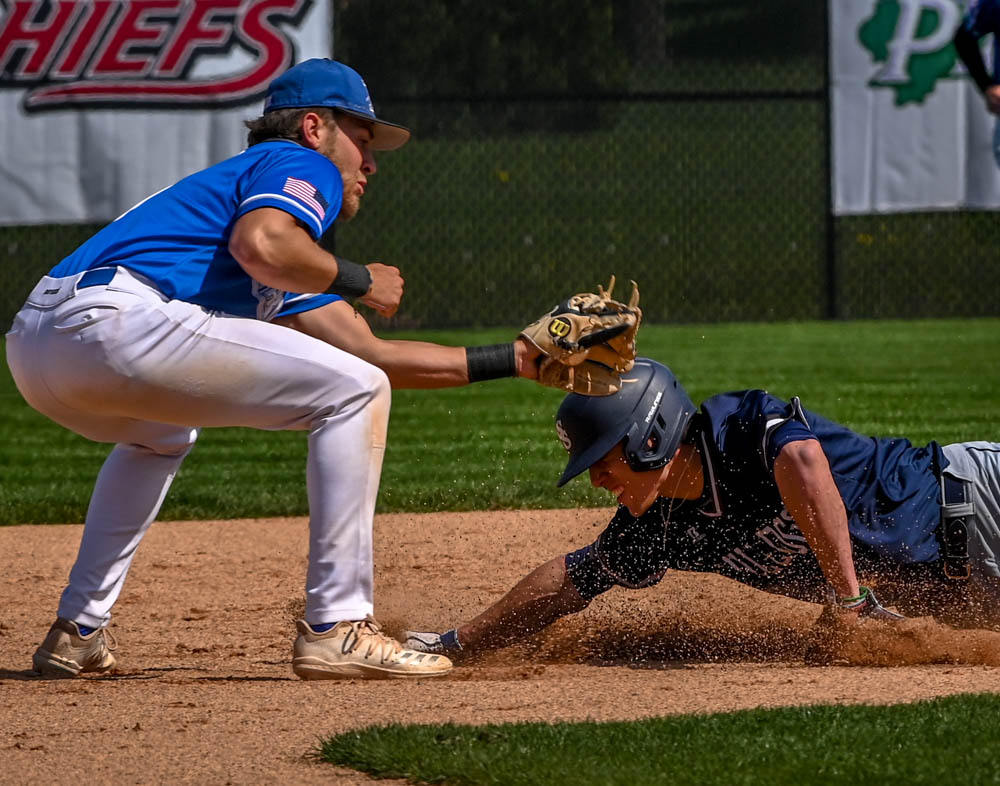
962, 0, 1000, 68
50, 140, 343, 321
568, 390, 948, 603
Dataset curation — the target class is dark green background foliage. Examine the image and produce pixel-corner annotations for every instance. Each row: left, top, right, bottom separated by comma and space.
335, 0, 824, 104
2, 1, 998, 329
336, 1, 631, 99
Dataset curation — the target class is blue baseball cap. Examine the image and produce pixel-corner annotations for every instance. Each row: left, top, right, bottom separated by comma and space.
263, 58, 410, 151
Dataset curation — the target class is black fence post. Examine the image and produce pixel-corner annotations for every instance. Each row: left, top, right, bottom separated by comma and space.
822, 0, 838, 320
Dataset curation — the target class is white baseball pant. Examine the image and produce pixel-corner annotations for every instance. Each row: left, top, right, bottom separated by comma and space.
942, 442, 1000, 580
5, 267, 389, 629
994, 117, 1000, 169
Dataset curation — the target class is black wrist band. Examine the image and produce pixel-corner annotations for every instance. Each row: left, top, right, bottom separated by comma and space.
324, 257, 372, 298
466, 343, 517, 383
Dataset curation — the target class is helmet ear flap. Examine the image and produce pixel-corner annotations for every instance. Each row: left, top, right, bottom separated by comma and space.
623, 422, 645, 470
625, 410, 671, 471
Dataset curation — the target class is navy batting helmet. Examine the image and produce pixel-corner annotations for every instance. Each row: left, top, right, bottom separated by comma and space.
554, 358, 697, 487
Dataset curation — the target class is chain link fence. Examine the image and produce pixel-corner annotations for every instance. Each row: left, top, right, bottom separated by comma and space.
2, 0, 997, 329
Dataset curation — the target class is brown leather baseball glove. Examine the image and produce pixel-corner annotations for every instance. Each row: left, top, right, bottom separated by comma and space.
519, 276, 641, 396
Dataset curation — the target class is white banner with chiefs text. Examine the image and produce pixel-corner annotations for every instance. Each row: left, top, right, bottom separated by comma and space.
0, 0, 332, 225
831, 0, 1000, 214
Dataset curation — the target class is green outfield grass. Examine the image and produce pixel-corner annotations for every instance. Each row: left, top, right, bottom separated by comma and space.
1, 318, 998, 525
316, 692, 1000, 786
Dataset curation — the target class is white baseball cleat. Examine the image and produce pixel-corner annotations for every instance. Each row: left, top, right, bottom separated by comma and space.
32, 618, 117, 678
292, 616, 452, 680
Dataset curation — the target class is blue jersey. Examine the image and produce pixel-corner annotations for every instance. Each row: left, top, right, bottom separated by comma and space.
277, 291, 341, 319
962, 0, 1000, 76
51, 140, 344, 321
276, 224, 342, 319
571, 390, 948, 603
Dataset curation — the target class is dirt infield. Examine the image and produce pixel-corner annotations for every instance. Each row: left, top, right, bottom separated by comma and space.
2, 509, 1000, 785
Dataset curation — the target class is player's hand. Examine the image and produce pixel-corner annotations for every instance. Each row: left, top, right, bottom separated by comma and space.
514, 336, 542, 380
359, 263, 404, 317
833, 585, 905, 622
815, 585, 904, 630
804, 586, 904, 665
985, 85, 1000, 115
518, 276, 641, 395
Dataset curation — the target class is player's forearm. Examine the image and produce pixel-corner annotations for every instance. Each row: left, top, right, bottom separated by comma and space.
376, 340, 472, 388
230, 208, 351, 293
276, 306, 460, 385
797, 504, 859, 600
456, 555, 589, 650
279, 303, 534, 389
235, 226, 341, 292
774, 442, 860, 599
955, 26, 994, 93
369, 339, 537, 388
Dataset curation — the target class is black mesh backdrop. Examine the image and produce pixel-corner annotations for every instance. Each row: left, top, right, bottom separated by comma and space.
2, 1, 997, 329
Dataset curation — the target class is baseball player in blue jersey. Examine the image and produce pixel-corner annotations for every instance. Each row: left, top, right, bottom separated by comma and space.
955, 0, 1000, 165
405, 359, 1000, 660
6, 58, 566, 681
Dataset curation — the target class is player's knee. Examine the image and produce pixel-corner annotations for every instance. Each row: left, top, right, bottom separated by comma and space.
356, 364, 390, 430
129, 426, 200, 457
318, 360, 390, 419
558, 572, 593, 614
343, 359, 390, 403
564, 547, 614, 603
535, 555, 592, 614
365, 364, 391, 405
565, 542, 667, 601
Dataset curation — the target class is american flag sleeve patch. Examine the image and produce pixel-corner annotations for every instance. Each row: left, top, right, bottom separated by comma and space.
283, 177, 329, 220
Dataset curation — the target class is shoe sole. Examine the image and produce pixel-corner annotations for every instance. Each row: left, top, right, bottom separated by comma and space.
292, 657, 451, 681
32, 650, 115, 678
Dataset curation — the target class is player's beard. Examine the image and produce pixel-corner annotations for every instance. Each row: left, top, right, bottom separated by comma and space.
336, 175, 362, 221
320, 133, 363, 222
